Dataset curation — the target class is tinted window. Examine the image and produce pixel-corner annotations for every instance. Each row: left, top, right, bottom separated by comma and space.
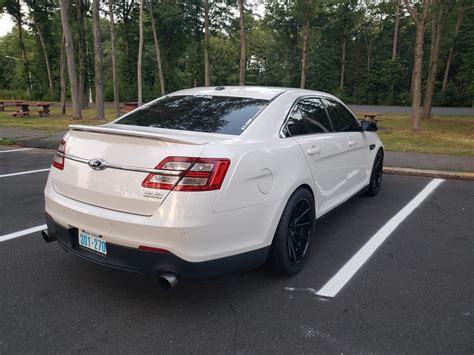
285, 104, 308, 136
323, 99, 359, 132
298, 98, 332, 133
117, 95, 268, 135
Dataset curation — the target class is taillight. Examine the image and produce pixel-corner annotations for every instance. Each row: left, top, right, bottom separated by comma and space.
142, 156, 230, 192
52, 139, 66, 170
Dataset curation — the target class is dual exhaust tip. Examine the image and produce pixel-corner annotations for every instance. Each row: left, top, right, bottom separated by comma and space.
42, 229, 179, 289
158, 272, 179, 290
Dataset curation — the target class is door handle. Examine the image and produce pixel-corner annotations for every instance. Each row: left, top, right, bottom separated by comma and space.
348, 140, 356, 147
307, 146, 321, 156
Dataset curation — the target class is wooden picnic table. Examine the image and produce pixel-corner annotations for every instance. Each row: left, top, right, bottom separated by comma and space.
357, 112, 380, 122
122, 102, 139, 113
12, 102, 30, 117
0, 101, 23, 112
37, 102, 51, 117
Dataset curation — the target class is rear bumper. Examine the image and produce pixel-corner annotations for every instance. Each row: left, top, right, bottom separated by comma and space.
46, 214, 270, 280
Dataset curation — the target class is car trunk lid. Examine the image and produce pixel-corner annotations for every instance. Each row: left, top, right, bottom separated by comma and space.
51, 125, 212, 216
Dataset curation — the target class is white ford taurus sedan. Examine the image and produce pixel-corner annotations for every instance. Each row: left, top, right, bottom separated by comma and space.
43, 86, 383, 288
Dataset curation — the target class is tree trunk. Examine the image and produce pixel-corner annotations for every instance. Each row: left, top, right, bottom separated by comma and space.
392, 0, 400, 62
422, 2, 446, 120
441, 6, 466, 94
300, 12, 309, 89
148, 0, 166, 96
194, 26, 200, 87
59, 0, 82, 119
15, 3, 32, 96
60, 35, 67, 115
120, 0, 134, 95
404, 0, 430, 132
238, 0, 246, 86
204, 0, 210, 87
108, 0, 120, 117
339, 39, 346, 93
366, 39, 372, 85
92, 0, 105, 120
33, 17, 53, 95
137, 0, 144, 105
412, 23, 424, 131
75, 0, 89, 109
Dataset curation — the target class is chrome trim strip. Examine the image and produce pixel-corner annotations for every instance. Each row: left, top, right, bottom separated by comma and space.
58, 152, 182, 176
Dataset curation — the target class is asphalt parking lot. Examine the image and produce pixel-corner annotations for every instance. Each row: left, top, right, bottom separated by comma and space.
0, 146, 473, 353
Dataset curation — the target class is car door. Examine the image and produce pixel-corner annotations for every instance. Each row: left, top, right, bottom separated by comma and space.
281, 97, 349, 216
322, 98, 372, 196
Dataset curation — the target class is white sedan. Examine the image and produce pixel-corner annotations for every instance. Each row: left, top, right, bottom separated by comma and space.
43, 86, 383, 289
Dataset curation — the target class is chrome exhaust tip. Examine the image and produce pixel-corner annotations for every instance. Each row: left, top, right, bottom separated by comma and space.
158, 272, 179, 290
42, 230, 56, 243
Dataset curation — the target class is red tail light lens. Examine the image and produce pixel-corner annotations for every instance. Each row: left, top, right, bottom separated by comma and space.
142, 157, 230, 192
52, 139, 66, 170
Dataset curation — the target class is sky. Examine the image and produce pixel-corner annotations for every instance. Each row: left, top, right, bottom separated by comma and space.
0, 14, 14, 36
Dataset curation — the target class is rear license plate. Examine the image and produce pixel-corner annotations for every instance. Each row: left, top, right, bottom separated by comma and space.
78, 230, 107, 256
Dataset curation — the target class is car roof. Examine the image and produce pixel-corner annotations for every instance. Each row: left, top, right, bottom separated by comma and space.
168, 86, 339, 101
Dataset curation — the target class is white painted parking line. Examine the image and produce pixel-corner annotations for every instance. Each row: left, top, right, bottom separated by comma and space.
0, 148, 33, 154
0, 168, 50, 178
316, 178, 444, 298
0, 224, 47, 242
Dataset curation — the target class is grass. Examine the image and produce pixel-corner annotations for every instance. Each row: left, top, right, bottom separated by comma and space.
0, 106, 117, 132
367, 113, 474, 157
0, 138, 16, 145
0, 104, 473, 156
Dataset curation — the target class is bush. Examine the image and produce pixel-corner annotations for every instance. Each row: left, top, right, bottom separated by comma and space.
0, 89, 31, 101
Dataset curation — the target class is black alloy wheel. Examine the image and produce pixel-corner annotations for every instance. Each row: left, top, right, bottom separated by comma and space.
365, 149, 384, 196
287, 198, 312, 265
270, 188, 315, 274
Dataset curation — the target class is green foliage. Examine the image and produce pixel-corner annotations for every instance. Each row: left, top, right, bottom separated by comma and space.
0, 0, 473, 107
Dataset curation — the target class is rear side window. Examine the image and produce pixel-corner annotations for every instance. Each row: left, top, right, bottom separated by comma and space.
282, 97, 333, 137
284, 105, 308, 136
116, 95, 269, 135
298, 98, 332, 134
323, 99, 360, 132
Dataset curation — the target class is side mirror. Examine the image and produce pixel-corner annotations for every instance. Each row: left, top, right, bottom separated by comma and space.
361, 120, 378, 132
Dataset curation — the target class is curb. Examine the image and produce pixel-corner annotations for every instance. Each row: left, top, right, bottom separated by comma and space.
384, 167, 474, 181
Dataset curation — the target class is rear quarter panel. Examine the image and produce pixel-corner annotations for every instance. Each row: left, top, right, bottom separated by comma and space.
206, 139, 315, 213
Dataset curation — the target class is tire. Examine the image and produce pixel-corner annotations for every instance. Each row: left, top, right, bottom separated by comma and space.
270, 188, 315, 275
365, 149, 384, 197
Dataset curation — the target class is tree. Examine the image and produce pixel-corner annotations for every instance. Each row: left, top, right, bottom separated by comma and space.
422, 0, 448, 120
108, 0, 120, 117
441, 4, 472, 94
336, 0, 358, 94
300, 0, 310, 89
238, 0, 245, 85
75, 0, 89, 109
404, 0, 431, 132
59, 0, 82, 119
148, 0, 165, 95
27, 1, 53, 95
137, 0, 144, 105
392, 0, 400, 62
4, 0, 33, 95
59, 34, 67, 115
204, 0, 210, 86
92, 0, 105, 119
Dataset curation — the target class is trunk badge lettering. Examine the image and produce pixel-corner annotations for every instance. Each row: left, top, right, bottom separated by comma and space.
88, 158, 108, 171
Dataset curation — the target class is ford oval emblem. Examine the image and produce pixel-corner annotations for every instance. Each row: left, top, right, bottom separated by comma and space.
88, 158, 108, 171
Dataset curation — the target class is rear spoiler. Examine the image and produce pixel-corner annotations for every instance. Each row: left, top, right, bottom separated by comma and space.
68, 125, 209, 145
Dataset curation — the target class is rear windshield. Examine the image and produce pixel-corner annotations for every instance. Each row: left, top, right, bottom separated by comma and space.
116, 95, 269, 135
